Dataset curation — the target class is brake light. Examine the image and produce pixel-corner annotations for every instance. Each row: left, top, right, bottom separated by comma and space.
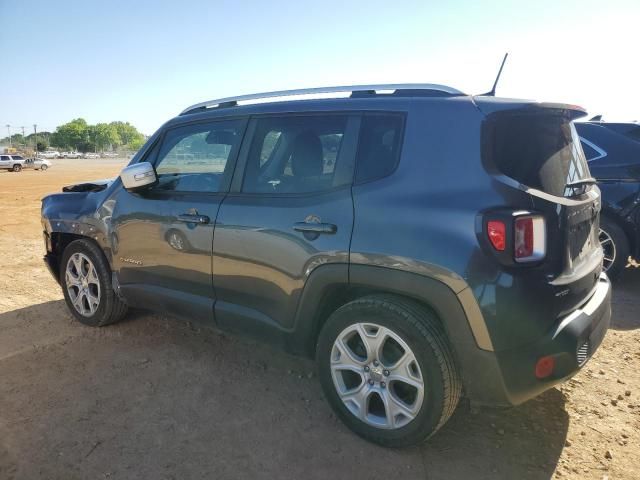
514, 215, 546, 262
487, 221, 506, 251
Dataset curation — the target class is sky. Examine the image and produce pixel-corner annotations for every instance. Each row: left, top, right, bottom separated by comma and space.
1, 0, 639, 136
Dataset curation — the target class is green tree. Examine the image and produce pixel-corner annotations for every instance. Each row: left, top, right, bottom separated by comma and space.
51, 118, 88, 150
93, 123, 121, 151
109, 122, 142, 145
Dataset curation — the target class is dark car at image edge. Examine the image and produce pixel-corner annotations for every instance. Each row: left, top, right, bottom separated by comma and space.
40, 84, 611, 447
576, 119, 640, 278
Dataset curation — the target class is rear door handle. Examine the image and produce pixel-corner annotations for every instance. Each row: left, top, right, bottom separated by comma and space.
177, 213, 210, 224
293, 222, 337, 234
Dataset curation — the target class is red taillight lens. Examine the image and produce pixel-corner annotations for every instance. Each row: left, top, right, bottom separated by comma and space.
514, 217, 534, 259
487, 221, 506, 251
535, 355, 555, 379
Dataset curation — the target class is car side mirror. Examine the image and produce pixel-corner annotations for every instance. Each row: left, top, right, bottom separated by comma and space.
120, 162, 157, 191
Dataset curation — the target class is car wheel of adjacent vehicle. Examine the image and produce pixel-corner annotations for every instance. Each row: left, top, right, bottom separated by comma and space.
317, 295, 461, 447
40, 164, 48, 171
61, 239, 128, 327
599, 217, 629, 280
12, 164, 22, 172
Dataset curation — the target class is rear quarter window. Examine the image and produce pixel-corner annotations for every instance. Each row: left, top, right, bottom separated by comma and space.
355, 114, 404, 184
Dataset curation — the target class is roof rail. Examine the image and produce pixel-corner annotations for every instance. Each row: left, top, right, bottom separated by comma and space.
180, 83, 464, 115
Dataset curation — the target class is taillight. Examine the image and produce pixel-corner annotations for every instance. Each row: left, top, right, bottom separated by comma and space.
484, 213, 546, 263
487, 221, 506, 251
514, 215, 546, 262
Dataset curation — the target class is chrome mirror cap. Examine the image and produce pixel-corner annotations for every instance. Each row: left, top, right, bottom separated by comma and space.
120, 162, 157, 191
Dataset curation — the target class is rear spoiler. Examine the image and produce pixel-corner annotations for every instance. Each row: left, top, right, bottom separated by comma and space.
473, 97, 588, 121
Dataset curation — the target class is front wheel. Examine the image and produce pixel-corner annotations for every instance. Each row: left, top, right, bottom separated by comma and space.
40, 164, 48, 171
12, 164, 22, 172
61, 239, 128, 327
317, 295, 461, 447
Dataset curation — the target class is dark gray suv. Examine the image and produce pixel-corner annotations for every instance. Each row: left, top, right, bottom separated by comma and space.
41, 84, 611, 447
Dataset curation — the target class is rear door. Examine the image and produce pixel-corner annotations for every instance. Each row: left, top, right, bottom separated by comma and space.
111, 118, 247, 322
212, 113, 359, 335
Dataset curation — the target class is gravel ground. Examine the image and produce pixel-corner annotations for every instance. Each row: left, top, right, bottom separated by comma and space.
0, 159, 638, 479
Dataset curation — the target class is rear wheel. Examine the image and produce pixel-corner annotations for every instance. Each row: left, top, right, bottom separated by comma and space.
12, 164, 22, 172
61, 239, 128, 326
599, 217, 629, 280
317, 295, 461, 447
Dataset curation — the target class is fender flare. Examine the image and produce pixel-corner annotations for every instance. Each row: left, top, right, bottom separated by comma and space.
289, 263, 507, 405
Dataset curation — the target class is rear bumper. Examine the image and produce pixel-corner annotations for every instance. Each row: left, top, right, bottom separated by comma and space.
463, 273, 611, 406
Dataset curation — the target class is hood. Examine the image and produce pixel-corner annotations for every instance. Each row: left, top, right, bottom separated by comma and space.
61, 177, 115, 193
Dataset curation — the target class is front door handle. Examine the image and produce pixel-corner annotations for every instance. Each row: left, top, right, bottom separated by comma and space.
177, 213, 210, 224
293, 222, 337, 234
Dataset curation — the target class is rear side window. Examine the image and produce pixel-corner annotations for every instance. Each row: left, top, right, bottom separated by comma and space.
486, 112, 591, 197
242, 115, 350, 194
1, 156, 9, 160
579, 139, 604, 161
355, 114, 404, 183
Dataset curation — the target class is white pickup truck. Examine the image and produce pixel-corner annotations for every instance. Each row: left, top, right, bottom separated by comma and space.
0, 154, 26, 172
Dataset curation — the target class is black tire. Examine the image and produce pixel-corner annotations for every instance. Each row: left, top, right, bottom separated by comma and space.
12, 164, 22, 172
40, 164, 48, 171
600, 216, 629, 280
60, 239, 128, 327
317, 295, 461, 447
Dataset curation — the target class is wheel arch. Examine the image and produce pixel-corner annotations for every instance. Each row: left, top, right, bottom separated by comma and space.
289, 264, 507, 405
46, 232, 104, 284
296, 264, 487, 352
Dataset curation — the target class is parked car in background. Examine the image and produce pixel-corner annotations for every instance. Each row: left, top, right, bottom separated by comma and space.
38, 151, 61, 159
83, 152, 100, 159
101, 152, 119, 158
41, 84, 611, 447
23, 158, 52, 171
62, 151, 82, 159
575, 119, 640, 278
0, 154, 26, 171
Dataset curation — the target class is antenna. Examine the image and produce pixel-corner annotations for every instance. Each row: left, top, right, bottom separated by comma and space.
482, 53, 509, 96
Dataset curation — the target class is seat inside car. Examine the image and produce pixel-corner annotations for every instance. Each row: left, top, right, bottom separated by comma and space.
288, 130, 325, 192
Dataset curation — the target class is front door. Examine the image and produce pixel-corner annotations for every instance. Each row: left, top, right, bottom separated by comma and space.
212, 113, 359, 334
111, 118, 247, 321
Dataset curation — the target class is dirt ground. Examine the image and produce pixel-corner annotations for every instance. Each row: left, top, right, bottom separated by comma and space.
0, 159, 638, 480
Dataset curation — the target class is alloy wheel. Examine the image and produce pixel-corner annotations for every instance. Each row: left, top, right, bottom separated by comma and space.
330, 322, 424, 430
599, 228, 616, 272
65, 252, 101, 317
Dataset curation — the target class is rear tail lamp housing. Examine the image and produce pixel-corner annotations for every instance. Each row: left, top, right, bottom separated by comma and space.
482, 211, 546, 264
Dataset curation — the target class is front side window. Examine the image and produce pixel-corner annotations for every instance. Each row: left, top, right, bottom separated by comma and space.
153, 119, 244, 193
242, 115, 348, 194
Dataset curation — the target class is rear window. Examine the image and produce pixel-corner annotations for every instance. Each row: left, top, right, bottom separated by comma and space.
487, 112, 591, 197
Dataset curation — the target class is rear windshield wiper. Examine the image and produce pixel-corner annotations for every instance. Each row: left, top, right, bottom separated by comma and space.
566, 177, 598, 189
